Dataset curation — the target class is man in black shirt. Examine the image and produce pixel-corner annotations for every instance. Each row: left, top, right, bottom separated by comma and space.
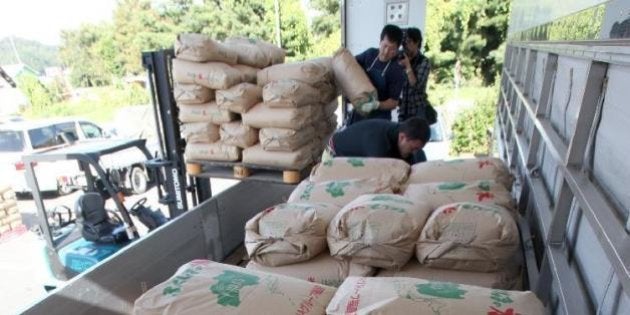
327, 117, 430, 164
347, 24, 406, 125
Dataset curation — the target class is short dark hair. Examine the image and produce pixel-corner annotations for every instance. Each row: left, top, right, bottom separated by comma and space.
406, 27, 422, 47
400, 117, 431, 143
380, 24, 404, 46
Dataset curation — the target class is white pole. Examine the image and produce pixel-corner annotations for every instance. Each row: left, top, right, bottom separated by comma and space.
274, 0, 282, 47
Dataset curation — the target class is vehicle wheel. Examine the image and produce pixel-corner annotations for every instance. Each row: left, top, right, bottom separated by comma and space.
57, 183, 73, 196
129, 166, 148, 195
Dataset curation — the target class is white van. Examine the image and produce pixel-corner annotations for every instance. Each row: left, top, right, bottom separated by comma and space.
0, 118, 108, 194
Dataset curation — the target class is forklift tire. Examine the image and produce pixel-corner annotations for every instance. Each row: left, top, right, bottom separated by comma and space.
130, 166, 148, 195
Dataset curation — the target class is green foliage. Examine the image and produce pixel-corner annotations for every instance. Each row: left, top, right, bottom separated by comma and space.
59, 0, 314, 79
15, 74, 60, 110
449, 84, 499, 155
310, 0, 340, 37
22, 84, 149, 123
425, 0, 510, 86
60, 23, 120, 87
0, 37, 59, 73
308, 0, 341, 58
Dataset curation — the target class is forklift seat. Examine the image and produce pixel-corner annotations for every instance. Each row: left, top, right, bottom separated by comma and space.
74, 193, 129, 244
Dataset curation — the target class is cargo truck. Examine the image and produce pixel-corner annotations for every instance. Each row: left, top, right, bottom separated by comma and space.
21, 0, 630, 314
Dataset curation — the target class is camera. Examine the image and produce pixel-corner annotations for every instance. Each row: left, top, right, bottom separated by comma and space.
398, 51, 406, 60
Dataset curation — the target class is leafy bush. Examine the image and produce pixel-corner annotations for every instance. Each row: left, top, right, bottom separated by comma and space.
450, 85, 498, 155
22, 84, 149, 123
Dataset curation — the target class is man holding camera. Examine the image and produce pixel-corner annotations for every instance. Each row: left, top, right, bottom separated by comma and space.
346, 24, 406, 125
398, 27, 434, 124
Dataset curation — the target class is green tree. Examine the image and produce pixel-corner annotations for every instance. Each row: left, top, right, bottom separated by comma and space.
425, 0, 510, 86
59, 23, 118, 87
16, 73, 58, 110
310, 0, 340, 37
308, 0, 341, 58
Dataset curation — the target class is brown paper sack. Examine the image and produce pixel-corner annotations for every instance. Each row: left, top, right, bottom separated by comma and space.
327, 194, 431, 269
377, 259, 520, 290
332, 48, 378, 111
288, 178, 392, 207
224, 37, 285, 67
324, 99, 339, 117
216, 83, 262, 114
174, 33, 237, 64
233, 64, 259, 84
172, 58, 243, 90
417, 202, 520, 272
178, 102, 236, 124
242, 103, 313, 129
257, 57, 333, 89
259, 126, 315, 152
245, 202, 340, 266
219, 122, 258, 148
133, 260, 336, 315
180, 122, 219, 144
404, 180, 515, 213
184, 142, 241, 162
262, 80, 321, 107
326, 277, 544, 315
310, 157, 410, 191
407, 158, 514, 190
246, 253, 375, 288
174, 83, 214, 104
242, 143, 315, 170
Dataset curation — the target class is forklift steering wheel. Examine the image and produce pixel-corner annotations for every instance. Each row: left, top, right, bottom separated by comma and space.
51, 205, 74, 228
130, 197, 148, 212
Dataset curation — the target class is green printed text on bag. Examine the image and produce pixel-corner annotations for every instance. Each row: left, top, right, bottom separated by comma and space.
162, 265, 203, 297
210, 270, 260, 307
416, 282, 467, 300
437, 182, 467, 191
325, 181, 351, 197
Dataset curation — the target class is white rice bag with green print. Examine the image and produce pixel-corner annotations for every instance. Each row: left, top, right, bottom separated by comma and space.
417, 202, 520, 272
404, 180, 515, 214
310, 157, 410, 191
133, 260, 336, 315
246, 253, 375, 288
327, 194, 431, 269
407, 158, 514, 190
245, 202, 340, 267
326, 277, 544, 315
288, 178, 392, 207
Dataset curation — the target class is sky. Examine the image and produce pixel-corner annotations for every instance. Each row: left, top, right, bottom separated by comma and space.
0, 0, 118, 46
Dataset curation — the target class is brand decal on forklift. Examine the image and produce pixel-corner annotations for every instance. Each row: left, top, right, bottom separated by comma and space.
172, 168, 184, 210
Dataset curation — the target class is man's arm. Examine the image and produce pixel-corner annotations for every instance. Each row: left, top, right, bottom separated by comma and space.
379, 98, 399, 110
408, 58, 430, 90
355, 49, 370, 68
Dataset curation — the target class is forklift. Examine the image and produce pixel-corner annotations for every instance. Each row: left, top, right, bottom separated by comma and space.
22, 138, 168, 289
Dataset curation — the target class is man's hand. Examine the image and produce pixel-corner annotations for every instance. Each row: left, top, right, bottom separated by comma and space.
398, 53, 411, 69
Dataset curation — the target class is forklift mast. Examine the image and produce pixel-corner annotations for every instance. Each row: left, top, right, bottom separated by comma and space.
141, 50, 212, 218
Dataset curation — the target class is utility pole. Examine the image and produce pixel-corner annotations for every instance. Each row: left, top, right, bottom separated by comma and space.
274, 0, 282, 47
9, 35, 23, 64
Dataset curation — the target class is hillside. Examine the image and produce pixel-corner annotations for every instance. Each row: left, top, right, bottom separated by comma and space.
0, 37, 59, 74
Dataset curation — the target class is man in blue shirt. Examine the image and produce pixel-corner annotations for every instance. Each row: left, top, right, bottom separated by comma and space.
347, 24, 405, 125
327, 117, 430, 164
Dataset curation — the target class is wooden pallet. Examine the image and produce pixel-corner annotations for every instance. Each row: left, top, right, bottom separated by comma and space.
185, 160, 312, 184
